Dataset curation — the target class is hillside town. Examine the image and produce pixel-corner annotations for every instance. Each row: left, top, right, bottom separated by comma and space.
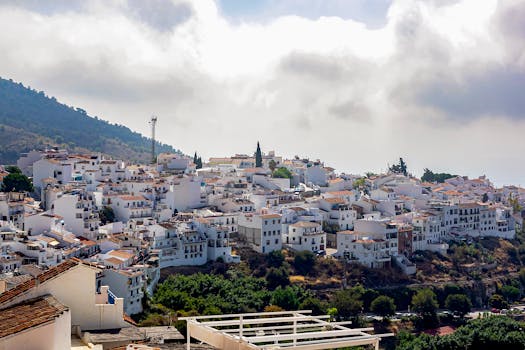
0, 145, 523, 349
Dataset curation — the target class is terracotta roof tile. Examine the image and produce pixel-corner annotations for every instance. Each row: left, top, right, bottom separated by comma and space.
260, 214, 281, 219
0, 259, 95, 306
0, 295, 68, 338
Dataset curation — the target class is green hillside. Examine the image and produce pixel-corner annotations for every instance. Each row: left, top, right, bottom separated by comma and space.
0, 77, 179, 164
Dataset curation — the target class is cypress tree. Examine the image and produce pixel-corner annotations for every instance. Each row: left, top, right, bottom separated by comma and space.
255, 142, 263, 168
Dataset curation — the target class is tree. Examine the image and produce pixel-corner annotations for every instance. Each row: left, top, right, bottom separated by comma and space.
489, 294, 508, 310
255, 142, 263, 168
399, 157, 407, 176
353, 177, 366, 190
271, 286, 301, 310
293, 251, 315, 275
331, 289, 363, 320
411, 289, 438, 321
192, 152, 203, 169
389, 157, 408, 176
268, 159, 277, 172
444, 294, 471, 316
272, 167, 293, 179
509, 194, 523, 213
299, 297, 325, 315
266, 250, 285, 268
370, 295, 396, 317
397, 316, 525, 350
501, 285, 521, 302
266, 267, 290, 290
1, 172, 33, 192
421, 168, 456, 183
5, 165, 21, 174
99, 206, 116, 225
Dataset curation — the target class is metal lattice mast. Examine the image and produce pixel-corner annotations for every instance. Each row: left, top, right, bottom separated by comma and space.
150, 115, 157, 164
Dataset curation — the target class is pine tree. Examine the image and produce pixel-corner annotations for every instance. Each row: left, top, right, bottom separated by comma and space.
197, 157, 203, 169
399, 158, 408, 176
255, 142, 263, 168
389, 157, 408, 176
193, 152, 198, 165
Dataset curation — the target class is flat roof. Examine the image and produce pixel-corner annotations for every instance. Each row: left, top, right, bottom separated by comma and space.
180, 310, 393, 350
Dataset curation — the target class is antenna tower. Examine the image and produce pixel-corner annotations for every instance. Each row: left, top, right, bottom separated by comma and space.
150, 115, 157, 164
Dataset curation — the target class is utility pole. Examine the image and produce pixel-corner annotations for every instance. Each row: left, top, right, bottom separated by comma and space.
149, 115, 157, 164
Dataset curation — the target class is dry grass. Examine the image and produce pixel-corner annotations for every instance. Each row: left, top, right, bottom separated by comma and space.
289, 275, 305, 283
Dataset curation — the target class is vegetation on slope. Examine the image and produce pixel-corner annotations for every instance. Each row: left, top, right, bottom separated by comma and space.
397, 317, 525, 350
421, 168, 457, 183
0, 77, 178, 163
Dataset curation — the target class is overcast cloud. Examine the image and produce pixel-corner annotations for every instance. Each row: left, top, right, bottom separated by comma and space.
0, 0, 524, 186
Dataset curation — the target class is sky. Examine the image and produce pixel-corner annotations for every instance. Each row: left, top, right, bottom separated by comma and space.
0, 0, 524, 186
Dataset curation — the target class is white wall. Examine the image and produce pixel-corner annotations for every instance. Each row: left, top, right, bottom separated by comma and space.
0, 309, 71, 350
0, 264, 128, 331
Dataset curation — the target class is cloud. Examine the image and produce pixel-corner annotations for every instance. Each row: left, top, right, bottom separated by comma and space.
127, 0, 193, 31
0, 0, 524, 185
417, 67, 525, 120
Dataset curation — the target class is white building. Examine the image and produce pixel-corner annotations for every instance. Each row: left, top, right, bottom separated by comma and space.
100, 267, 145, 315
0, 294, 71, 350
284, 221, 326, 252
164, 175, 206, 212
32, 157, 73, 191
111, 195, 152, 222
304, 164, 328, 186
144, 222, 207, 268
194, 217, 238, 263
318, 198, 357, 231
0, 259, 129, 331
238, 213, 282, 254
336, 231, 392, 269
52, 191, 100, 235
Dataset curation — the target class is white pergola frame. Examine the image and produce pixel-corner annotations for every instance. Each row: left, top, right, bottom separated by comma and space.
180, 310, 393, 350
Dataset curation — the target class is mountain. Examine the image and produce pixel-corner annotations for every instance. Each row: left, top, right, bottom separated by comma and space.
0, 77, 179, 164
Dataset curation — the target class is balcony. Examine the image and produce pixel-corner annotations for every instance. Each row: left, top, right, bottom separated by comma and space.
107, 289, 117, 304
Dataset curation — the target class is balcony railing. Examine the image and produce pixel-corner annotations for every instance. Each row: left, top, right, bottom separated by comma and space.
107, 289, 117, 304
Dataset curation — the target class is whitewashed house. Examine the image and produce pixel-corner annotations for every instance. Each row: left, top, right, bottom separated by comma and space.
238, 213, 282, 254
111, 195, 152, 222
284, 221, 326, 252
163, 175, 206, 212
52, 191, 100, 236
99, 267, 145, 315
335, 231, 392, 269
32, 157, 73, 191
